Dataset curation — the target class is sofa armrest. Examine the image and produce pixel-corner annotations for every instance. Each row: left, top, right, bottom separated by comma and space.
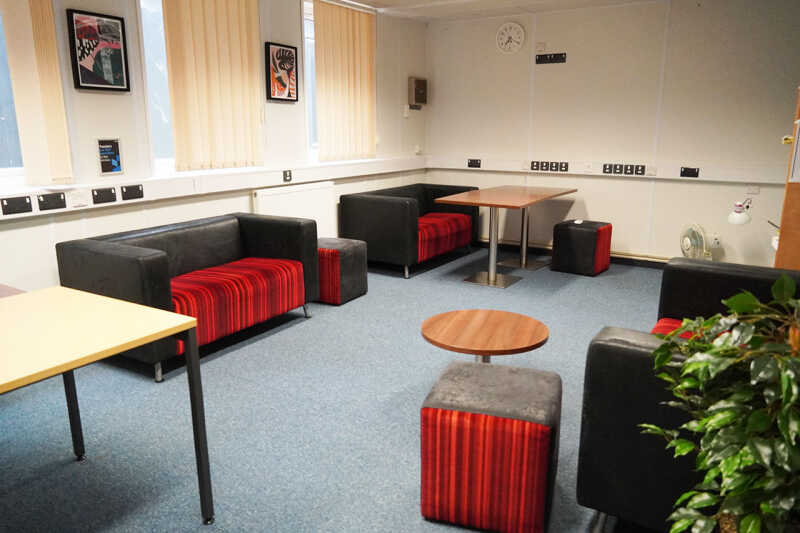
658, 257, 800, 320
577, 327, 697, 531
234, 213, 319, 303
56, 239, 172, 310
339, 194, 419, 267
424, 184, 480, 243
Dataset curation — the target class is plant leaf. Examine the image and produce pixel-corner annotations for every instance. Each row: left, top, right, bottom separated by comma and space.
751, 357, 779, 385
675, 490, 699, 508
654, 344, 673, 369
739, 513, 762, 533
705, 410, 740, 431
686, 492, 719, 509
748, 437, 773, 467
669, 518, 695, 533
668, 438, 697, 457
691, 516, 715, 533
720, 452, 741, 477
776, 407, 799, 445
771, 274, 796, 303
780, 368, 798, 407
746, 409, 772, 434
724, 291, 761, 314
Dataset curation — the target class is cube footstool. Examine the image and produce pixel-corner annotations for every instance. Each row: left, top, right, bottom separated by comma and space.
420, 361, 562, 533
551, 219, 612, 276
317, 238, 367, 305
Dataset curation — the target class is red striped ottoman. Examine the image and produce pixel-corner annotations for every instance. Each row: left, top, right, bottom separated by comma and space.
317, 238, 368, 305
421, 362, 562, 533
551, 220, 612, 276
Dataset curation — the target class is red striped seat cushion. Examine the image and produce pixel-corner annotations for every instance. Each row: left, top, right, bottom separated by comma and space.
172, 257, 305, 352
318, 247, 341, 305
651, 318, 693, 339
418, 212, 472, 263
421, 407, 551, 533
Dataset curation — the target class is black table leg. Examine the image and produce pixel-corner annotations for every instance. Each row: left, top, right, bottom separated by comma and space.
62, 370, 85, 461
179, 327, 215, 525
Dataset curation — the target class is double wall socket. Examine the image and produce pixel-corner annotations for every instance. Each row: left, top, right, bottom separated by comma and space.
283, 170, 292, 182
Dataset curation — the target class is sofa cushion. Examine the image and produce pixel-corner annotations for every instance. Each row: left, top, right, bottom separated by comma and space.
99, 215, 244, 278
418, 212, 472, 263
172, 257, 305, 350
651, 318, 694, 339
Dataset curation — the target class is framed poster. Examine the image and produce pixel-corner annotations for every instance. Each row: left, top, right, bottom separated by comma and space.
98, 139, 122, 175
266, 42, 298, 102
66, 9, 130, 91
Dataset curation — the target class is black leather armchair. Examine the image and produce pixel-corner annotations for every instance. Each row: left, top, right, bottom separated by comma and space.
56, 213, 318, 378
577, 258, 800, 531
339, 183, 479, 277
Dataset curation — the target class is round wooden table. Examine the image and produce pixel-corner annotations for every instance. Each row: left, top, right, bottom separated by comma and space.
421, 309, 549, 363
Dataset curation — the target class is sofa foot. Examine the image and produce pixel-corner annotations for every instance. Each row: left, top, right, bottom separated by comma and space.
589, 512, 608, 533
302, 304, 311, 318
154, 362, 163, 383
404, 265, 410, 279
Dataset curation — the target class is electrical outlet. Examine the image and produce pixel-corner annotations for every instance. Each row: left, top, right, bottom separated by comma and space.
283, 170, 292, 182
710, 234, 722, 248
37, 193, 66, 211
92, 187, 116, 204
549, 161, 558, 171
541, 161, 550, 171
623, 164, 634, 175
467, 159, 481, 168
602, 163, 613, 174
121, 185, 143, 200
1, 196, 32, 215
613, 164, 623, 174
535, 53, 566, 64
680, 167, 700, 178
530, 161, 540, 171
559, 162, 569, 172
634, 165, 645, 176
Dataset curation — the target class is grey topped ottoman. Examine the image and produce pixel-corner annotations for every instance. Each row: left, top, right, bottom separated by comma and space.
420, 361, 562, 532
317, 238, 367, 305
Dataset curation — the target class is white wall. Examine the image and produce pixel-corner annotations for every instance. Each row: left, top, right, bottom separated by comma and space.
424, 0, 800, 265
53, 0, 152, 181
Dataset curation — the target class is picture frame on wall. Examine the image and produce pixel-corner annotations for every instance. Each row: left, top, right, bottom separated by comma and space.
66, 9, 130, 92
266, 42, 298, 102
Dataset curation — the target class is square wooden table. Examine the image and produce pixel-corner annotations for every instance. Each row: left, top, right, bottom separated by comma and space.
436, 186, 577, 287
0, 286, 214, 525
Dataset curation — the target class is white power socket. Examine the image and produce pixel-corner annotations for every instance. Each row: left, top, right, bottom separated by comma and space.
710, 234, 722, 248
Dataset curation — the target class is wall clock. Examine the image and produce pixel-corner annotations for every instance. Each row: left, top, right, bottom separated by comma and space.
496, 22, 525, 54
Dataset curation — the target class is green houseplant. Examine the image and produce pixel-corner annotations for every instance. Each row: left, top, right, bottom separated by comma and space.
641, 274, 800, 533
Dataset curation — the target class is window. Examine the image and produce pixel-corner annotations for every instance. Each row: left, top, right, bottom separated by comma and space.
0, 14, 23, 173
303, 2, 318, 155
139, 0, 175, 168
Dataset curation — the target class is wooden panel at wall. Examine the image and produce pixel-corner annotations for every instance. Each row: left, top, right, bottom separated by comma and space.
774, 87, 800, 269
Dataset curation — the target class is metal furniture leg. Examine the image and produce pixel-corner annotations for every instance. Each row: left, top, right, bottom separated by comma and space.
589, 511, 608, 533
179, 328, 215, 525
474, 355, 491, 364
62, 370, 85, 461
154, 362, 163, 383
520, 207, 529, 268
404, 265, 409, 279
464, 206, 521, 288
302, 304, 311, 318
488, 206, 498, 283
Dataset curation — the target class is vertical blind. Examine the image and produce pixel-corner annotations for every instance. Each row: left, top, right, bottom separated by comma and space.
314, 0, 376, 161
162, 0, 262, 171
29, 0, 72, 183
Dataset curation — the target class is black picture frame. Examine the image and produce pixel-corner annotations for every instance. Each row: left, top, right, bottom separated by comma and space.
266, 42, 298, 102
66, 9, 130, 92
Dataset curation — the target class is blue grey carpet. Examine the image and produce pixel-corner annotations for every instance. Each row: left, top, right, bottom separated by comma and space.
0, 250, 662, 532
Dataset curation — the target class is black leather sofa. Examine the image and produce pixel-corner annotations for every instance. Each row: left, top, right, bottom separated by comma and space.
56, 213, 318, 381
577, 258, 800, 531
339, 183, 479, 277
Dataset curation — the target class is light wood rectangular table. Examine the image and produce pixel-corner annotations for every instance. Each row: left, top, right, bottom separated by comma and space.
436, 186, 577, 287
0, 286, 214, 525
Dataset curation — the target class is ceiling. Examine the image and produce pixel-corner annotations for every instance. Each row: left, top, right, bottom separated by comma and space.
361, 0, 655, 20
